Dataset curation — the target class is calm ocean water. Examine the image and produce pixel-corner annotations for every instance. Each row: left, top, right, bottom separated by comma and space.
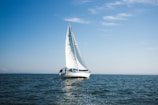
0, 74, 158, 105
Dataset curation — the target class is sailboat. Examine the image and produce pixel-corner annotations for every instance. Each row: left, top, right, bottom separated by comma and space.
59, 25, 90, 78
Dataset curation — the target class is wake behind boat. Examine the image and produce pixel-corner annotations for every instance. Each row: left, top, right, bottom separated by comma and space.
59, 25, 90, 78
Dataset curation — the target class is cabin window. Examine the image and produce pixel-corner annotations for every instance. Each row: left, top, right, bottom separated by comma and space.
79, 70, 88, 71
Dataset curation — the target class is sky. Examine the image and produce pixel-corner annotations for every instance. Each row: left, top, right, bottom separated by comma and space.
0, 0, 158, 74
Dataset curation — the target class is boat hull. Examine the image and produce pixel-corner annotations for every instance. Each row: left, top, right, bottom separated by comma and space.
60, 71, 90, 78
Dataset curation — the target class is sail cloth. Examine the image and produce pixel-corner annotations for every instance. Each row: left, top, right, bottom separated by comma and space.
65, 25, 87, 70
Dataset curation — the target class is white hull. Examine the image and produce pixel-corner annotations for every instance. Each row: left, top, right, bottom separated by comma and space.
60, 71, 90, 78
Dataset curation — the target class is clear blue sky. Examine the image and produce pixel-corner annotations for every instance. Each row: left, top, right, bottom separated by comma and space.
0, 0, 158, 74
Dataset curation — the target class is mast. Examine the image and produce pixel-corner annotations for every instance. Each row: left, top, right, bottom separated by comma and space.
69, 25, 78, 69
65, 25, 78, 69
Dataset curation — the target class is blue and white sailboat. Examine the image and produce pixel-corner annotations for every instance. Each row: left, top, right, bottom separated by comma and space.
59, 25, 90, 78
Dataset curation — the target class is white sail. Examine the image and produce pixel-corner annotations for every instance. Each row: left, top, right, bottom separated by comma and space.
65, 25, 87, 70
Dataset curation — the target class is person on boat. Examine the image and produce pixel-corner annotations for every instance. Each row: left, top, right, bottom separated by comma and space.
59, 69, 63, 73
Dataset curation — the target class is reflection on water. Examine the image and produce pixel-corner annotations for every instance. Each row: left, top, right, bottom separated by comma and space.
63, 78, 86, 100
57, 78, 89, 105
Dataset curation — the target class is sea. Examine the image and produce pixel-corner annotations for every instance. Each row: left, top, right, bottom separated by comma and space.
0, 74, 158, 105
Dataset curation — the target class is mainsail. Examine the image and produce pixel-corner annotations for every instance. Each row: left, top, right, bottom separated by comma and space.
65, 25, 87, 70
